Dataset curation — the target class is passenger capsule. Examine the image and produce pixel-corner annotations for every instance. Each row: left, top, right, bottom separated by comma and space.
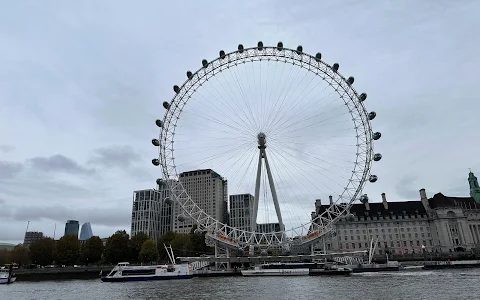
368, 111, 376, 120
346, 213, 355, 222
332, 63, 339, 72
151, 139, 160, 146
373, 132, 381, 140
369, 175, 378, 183
156, 178, 163, 185
164, 197, 173, 205
219, 50, 226, 59
296, 45, 303, 54
186, 71, 193, 79
373, 153, 382, 161
347, 76, 354, 85
194, 228, 203, 236
173, 85, 180, 93
177, 214, 186, 222
155, 119, 163, 127
315, 53, 322, 61
257, 41, 264, 50
360, 194, 369, 204
152, 159, 160, 166
238, 44, 244, 53
202, 59, 208, 67
359, 93, 367, 102
163, 101, 170, 110
277, 41, 283, 50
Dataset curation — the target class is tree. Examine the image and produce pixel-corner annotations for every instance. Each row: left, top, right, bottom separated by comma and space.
104, 230, 130, 264
157, 231, 177, 261
29, 238, 55, 266
9, 244, 29, 266
170, 233, 192, 257
0, 249, 10, 265
139, 239, 158, 263
130, 233, 149, 262
54, 235, 80, 265
80, 236, 104, 265
189, 225, 213, 256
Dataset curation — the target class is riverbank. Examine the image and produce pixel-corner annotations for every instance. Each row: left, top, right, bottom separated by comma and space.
13, 266, 110, 281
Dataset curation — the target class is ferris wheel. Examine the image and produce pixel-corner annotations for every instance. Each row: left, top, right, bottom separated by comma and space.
151, 42, 382, 249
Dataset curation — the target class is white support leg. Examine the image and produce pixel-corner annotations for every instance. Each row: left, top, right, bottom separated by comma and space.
263, 149, 284, 232
252, 150, 263, 232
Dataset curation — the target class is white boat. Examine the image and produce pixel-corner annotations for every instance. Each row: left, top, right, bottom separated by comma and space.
0, 269, 16, 284
241, 263, 309, 276
101, 244, 193, 282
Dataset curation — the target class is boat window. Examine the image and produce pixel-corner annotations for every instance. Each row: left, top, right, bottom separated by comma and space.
108, 271, 117, 276
167, 268, 176, 272
122, 269, 156, 276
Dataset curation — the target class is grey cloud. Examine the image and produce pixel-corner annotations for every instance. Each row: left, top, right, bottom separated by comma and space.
0, 145, 15, 153
0, 161, 23, 179
1, 202, 131, 228
395, 175, 420, 200
27, 154, 94, 175
89, 145, 141, 168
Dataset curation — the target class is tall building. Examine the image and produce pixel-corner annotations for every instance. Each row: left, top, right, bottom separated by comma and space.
64, 220, 79, 237
79, 222, 93, 241
469, 169, 480, 203
175, 169, 228, 234
23, 231, 43, 247
311, 171, 480, 255
131, 181, 175, 242
229, 194, 254, 231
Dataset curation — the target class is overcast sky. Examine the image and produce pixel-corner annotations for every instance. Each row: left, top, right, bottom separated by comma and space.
1, 0, 479, 244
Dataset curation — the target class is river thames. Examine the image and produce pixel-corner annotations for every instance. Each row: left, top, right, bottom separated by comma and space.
2, 269, 480, 300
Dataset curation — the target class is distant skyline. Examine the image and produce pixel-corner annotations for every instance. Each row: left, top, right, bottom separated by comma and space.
1, 1, 479, 243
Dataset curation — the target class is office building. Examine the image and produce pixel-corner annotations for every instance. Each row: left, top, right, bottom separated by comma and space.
229, 194, 254, 231
175, 169, 228, 234
64, 220, 79, 237
131, 180, 176, 242
79, 222, 94, 241
23, 231, 44, 247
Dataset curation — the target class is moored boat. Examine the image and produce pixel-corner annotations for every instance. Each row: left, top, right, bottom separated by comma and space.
241, 263, 310, 276
100, 262, 193, 282
0, 268, 16, 284
101, 244, 193, 282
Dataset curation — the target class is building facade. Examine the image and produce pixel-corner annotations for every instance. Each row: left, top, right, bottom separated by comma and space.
23, 231, 44, 247
229, 194, 254, 231
79, 222, 93, 241
131, 183, 175, 243
311, 171, 480, 255
64, 220, 79, 237
174, 169, 228, 234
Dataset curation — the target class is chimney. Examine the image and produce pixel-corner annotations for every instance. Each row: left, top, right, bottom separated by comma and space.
419, 188, 431, 210
382, 193, 388, 210
364, 196, 370, 211
329, 195, 333, 205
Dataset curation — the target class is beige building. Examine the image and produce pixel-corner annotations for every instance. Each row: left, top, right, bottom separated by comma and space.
174, 169, 228, 234
312, 171, 480, 254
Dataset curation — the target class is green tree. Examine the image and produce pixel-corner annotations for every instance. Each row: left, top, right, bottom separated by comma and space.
189, 225, 213, 256
139, 239, 158, 263
157, 231, 177, 261
0, 249, 10, 265
54, 235, 80, 265
80, 236, 104, 265
170, 233, 192, 257
104, 230, 130, 264
28, 238, 55, 266
130, 233, 149, 262
9, 244, 30, 266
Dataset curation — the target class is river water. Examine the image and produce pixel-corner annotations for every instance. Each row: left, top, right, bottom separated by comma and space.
2, 269, 479, 300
